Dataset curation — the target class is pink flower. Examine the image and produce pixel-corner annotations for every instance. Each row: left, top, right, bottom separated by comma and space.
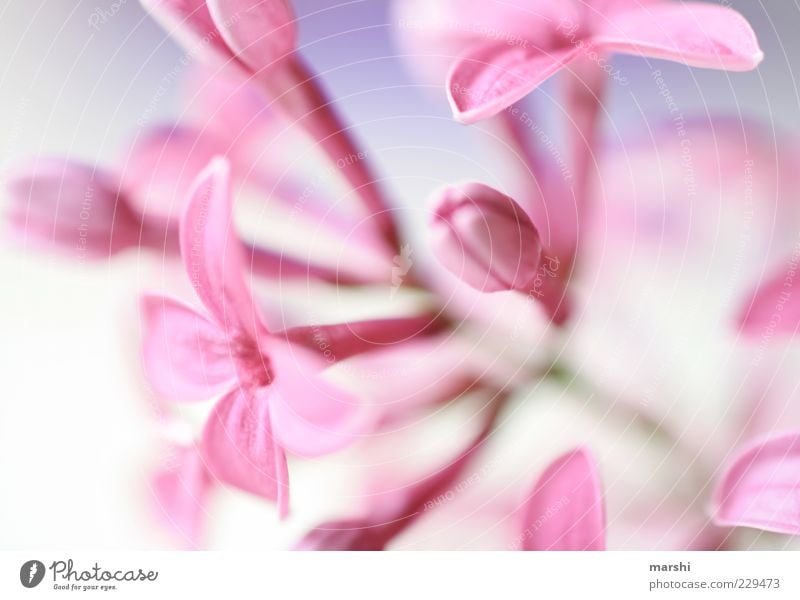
140, 0, 401, 251
429, 182, 542, 293
3, 149, 371, 284
139, 0, 296, 76
140, 157, 366, 516
517, 447, 606, 550
441, 0, 763, 123
736, 256, 800, 338
150, 444, 214, 549
712, 433, 800, 535
5, 158, 144, 259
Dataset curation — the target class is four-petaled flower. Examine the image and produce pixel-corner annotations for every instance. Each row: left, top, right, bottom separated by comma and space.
141, 157, 364, 516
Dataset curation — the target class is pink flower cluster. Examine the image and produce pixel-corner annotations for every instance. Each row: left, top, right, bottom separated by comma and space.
5, 0, 800, 550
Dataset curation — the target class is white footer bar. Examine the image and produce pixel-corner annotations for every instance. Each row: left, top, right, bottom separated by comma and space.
1, 551, 797, 599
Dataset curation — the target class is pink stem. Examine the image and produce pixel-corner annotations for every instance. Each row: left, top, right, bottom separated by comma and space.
279, 314, 447, 362
562, 57, 606, 252
496, 109, 574, 324
251, 169, 389, 258
256, 56, 401, 255
293, 393, 506, 550
137, 213, 377, 285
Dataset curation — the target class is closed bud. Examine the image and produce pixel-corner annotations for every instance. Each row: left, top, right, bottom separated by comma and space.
5, 158, 141, 259
429, 182, 542, 293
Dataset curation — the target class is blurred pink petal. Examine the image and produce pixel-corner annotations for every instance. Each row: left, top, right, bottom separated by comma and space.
447, 43, 581, 124
5, 158, 141, 258
393, 0, 578, 87
280, 315, 444, 362
120, 125, 227, 224
713, 433, 800, 535
140, 294, 238, 402
520, 447, 606, 550
182, 66, 272, 141
338, 335, 483, 429
295, 397, 503, 549
293, 518, 395, 551
595, 3, 763, 71
139, 0, 241, 70
267, 342, 365, 457
437, 0, 763, 123
201, 388, 290, 515
120, 125, 372, 284
180, 156, 266, 340
207, 0, 297, 74
430, 182, 542, 293
737, 258, 800, 338
262, 57, 400, 252
150, 445, 213, 549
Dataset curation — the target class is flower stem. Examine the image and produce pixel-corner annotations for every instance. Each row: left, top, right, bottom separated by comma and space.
256, 57, 402, 255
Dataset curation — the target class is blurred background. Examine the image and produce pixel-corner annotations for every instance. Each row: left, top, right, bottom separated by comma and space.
1, 0, 799, 549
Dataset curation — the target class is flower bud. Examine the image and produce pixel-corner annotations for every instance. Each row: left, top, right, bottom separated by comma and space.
5, 158, 141, 259
429, 182, 542, 293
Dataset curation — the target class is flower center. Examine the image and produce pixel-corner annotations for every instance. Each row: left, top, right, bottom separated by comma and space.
232, 337, 273, 389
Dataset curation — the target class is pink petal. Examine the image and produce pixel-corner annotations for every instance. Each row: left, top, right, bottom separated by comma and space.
393, 0, 580, 86
293, 518, 392, 551
180, 157, 266, 340
140, 0, 242, 71
182, 66, 272, 143
429, 182, 543, 293
5, 157, 140, 258
279, 315, 444, 362
206, 0, 297, 74
150, 445, 213, 549
447, 42, 581, 124
713, 433, 800, 535
737, 259, 800, 338
120, 125, 227, 225
267, 341, 365, 457
201, 388, 289, 515
140, 294, 238, 402
594, 3, 763, 71
520, 447, 606, 550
